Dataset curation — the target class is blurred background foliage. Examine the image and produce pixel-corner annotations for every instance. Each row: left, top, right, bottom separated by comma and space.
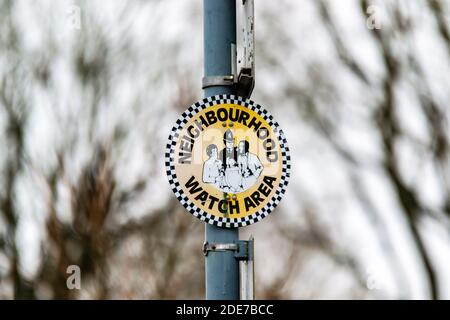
0, 0, 450, 299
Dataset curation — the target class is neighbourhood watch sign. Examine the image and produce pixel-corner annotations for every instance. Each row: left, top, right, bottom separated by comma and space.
165, 95, 291, 228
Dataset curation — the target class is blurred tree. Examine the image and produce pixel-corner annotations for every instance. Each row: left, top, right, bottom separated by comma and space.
0, 0, 449, 300
254, 0, 450, 299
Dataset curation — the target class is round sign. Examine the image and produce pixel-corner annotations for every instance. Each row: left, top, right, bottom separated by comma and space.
165, 95, 291, 227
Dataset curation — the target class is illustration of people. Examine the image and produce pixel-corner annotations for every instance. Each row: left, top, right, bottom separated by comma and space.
219, 129, 238, 170
202, 144, 224, 188
237, 140, 263, 190
202, 130, 264, 193
219, 130, 242, 192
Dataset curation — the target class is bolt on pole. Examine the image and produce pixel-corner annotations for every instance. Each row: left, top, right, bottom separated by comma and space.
203, 0, 240, 300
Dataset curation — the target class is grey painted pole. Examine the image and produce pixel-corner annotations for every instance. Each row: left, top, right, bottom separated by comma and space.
203, 0, 240, 300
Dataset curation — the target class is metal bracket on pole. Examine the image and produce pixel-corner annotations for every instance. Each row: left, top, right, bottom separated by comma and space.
201, 74, 254, 99
234, 240, 250, 260
202, 75, 235, 89
203, 240, 250, 260
236, 0, 255, 98
239, 236, 254, 300
236, 70, 254, 98
203, 242, 237, 256
202, 0, 255, 98
202, 238, 254, 300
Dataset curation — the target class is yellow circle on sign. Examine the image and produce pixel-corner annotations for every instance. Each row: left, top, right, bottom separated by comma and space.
166, 95, 290, 228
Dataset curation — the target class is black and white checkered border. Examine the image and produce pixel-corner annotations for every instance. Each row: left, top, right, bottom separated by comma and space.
165, 94, 291, 228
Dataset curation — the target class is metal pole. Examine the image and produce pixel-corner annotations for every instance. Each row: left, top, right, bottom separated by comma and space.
203, 0, 240, 300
